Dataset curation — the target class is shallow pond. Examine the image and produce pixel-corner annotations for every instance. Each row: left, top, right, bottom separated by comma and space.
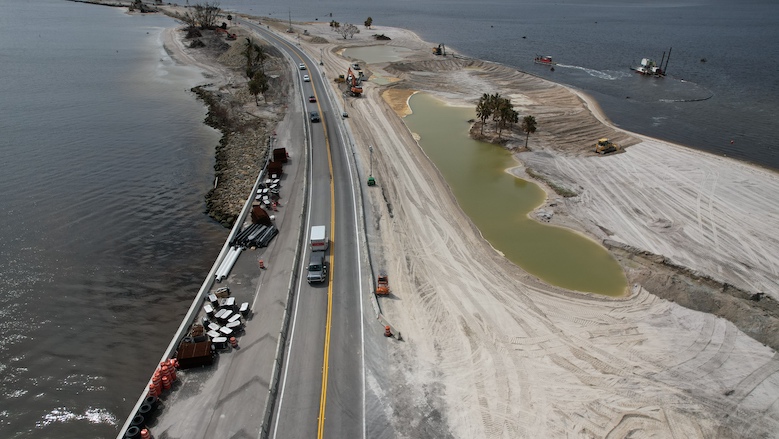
403, 93, 628, 296
343, 45, 414, 64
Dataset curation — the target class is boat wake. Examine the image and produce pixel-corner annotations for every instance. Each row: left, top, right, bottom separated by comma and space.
555, 64, 627, 81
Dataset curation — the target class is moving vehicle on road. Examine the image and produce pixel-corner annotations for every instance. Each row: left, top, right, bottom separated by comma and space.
306, 251, 327, 283
299, 63, 306, 70
303, 75, 310, 82
309, 95, 316, 103
310, 225, 328, 250
310, 111, 320, 122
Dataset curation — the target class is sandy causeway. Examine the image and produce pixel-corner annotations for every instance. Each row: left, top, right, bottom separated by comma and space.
164, 10, 779, 438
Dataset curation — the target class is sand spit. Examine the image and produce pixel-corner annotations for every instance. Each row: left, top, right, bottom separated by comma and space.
81, 2, 779, 436
274, 20, 779, 438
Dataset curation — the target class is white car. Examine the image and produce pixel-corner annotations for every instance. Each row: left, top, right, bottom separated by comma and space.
299, 63, 306, 70
303, 75, 310, 82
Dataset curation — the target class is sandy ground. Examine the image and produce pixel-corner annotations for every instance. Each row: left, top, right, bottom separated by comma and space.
154, 8, 779, 437
267, 20, 779, 438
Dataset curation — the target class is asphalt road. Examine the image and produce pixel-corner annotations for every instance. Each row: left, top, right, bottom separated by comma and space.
242, 22, 368, 439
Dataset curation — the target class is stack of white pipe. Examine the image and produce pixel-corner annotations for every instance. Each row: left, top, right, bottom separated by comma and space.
215, 247, 242, 282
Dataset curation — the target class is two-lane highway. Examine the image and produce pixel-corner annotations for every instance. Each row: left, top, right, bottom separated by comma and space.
242, 21, 368, 439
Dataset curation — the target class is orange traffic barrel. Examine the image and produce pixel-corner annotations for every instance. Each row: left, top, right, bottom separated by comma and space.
384, 326, 392, 337
161, 376, 171, 391
140, 428, 152, 439
160, 365, 171, 381
151, 373, 162, 395
147, 383, 158, 398
230, 337, 238, 348
167, 365, 177, 382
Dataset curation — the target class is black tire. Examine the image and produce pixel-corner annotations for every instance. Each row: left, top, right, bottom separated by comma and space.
144, 395, 158, 409
138, 402, 154, 423
124, 425, 141, 439
131, 414, 144, 427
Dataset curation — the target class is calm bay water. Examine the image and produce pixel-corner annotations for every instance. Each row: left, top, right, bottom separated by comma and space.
224, 0, 779, 170
2, 0, 777, 437
0, 1, 225, 437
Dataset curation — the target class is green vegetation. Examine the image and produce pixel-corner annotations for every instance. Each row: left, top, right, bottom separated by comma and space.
476, 93, 519, 139
521, 115, 537, 148
526, 168, 578, 198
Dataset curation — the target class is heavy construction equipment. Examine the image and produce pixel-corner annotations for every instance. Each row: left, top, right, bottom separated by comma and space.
375, 274, 390, 295
433, 44, 446, 56
346, 67, 363, 97
594, 138, 620, 154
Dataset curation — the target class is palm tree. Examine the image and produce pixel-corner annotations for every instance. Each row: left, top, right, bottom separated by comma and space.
475, 93, 493, 134
498, 106, 519, 139
521, 115, 537, 148
248, 71, 269, 106
243, 38, 266, 78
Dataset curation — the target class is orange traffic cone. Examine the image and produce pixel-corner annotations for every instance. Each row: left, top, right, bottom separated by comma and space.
140, 428, 152, 439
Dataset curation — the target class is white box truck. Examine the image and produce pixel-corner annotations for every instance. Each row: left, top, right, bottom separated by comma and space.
310, 225, 328, 251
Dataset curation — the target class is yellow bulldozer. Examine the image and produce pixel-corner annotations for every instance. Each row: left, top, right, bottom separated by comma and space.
594, 138, 620, 154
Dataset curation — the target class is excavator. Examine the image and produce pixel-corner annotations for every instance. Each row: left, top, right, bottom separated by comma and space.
346, 67, 363, 97
433, 44, 446, 56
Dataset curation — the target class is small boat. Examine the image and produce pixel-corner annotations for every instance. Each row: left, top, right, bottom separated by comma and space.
534, 55, 555, 66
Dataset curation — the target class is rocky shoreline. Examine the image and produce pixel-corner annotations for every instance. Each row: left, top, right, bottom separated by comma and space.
173, 25, 288, 227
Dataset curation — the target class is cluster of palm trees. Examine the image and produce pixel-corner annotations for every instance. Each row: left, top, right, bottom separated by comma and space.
476, 93, 537, 147
244, 38, 269, 105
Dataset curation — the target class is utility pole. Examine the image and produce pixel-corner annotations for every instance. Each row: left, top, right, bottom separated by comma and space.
287, 9, 292, 33
320, 48, 324, 65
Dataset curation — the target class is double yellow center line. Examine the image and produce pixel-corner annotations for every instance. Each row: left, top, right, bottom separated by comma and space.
317, 81, 337, 439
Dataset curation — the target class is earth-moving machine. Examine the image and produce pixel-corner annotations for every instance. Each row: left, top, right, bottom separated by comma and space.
346, 67, 363, 97
594, 138, 620, 154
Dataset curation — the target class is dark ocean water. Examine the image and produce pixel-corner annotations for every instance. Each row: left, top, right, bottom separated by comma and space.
224, 0, 779, 170
1, 0, 777, 437
0, 1, 225, 437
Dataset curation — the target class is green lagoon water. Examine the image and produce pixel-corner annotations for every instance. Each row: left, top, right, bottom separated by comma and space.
404, 93, 627, 296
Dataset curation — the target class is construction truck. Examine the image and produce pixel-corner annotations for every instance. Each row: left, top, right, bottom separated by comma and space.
594, 138, 620, 154
215, 28, 237, 40
433, 44, 445, 56
375, 274, 390, 296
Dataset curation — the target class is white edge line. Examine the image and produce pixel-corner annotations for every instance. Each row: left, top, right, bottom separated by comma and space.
271, 54, 314, 439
